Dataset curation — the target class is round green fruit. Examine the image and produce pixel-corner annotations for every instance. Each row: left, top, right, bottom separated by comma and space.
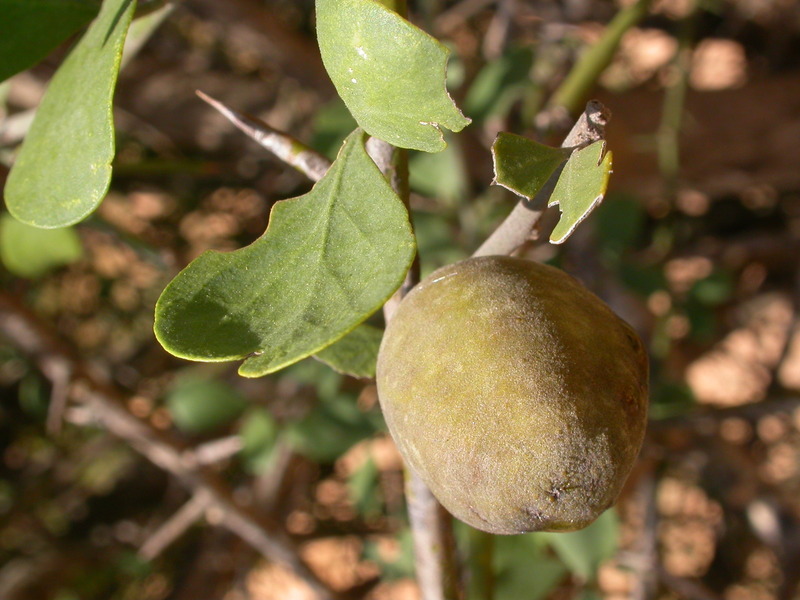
376, 256, 648, 534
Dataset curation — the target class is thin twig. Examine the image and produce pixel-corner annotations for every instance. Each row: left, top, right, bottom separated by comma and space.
0, 292, 339, 600
139, 491, 212, 560
189, 435, 243, 465
254, 439, 295, 511
473, 100, 610, 257
196, 90, 331, 181
199, 92, 437, 214
657, 3, 696, 199
629, 467, 658, 600
405, 472, 464, 600
43, 356, 72, 434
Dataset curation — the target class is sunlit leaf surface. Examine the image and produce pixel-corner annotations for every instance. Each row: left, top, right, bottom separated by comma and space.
548, 140, 612, 244
316, 0, 470, 152
5, 0, 135, 228
155, 130, 416, 378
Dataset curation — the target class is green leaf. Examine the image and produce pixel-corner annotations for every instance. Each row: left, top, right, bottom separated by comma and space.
316, 0, 470, 153
154, 130, 416, 378
363, 529, 416, 579
409, 139, 468, 205
166, 376, 248, 434
463, 46, 534, 123
548, 140, 613, 244
4, 0, 135, 228
493, 533, 567, 600
286, 391, 376, 462
314, 323, 383, 379
347, 456, 381, 517
0, 212, 82, 277
239, 408, 280, 473
540, 508, 619, 582
0, 0, 99, 83
491, 132, 571, 200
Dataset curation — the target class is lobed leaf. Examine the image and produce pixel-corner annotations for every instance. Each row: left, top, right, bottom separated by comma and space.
0, 212, 82, 278
316, 0, 470, 153
154, 129, 416, 378
314, 323, 383, 379
0, 0, 99, 83
548, 140, 612, 244
491, 132, 571, 200
4, 0, 135, 228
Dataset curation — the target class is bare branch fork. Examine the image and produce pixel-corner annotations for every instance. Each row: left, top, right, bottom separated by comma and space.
474, 100, 611, 258
0, 293, 340, 600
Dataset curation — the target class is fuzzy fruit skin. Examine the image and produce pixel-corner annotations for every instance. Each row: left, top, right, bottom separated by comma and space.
376, 256, 648, 535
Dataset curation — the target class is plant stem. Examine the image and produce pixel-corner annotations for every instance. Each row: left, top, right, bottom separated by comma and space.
657, 46, 690, 199
542, 0, 651, 122
405, 470, 465, 600
657, 4, 697, 199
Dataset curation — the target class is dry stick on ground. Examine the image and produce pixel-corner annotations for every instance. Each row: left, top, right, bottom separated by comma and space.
473, 100, 610, 258
0, 292, 340, 600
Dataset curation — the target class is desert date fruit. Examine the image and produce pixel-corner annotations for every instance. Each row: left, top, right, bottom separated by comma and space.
376, 255, 648, 534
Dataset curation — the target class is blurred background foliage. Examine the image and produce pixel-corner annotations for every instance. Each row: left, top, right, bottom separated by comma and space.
2, 0, 800, 598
